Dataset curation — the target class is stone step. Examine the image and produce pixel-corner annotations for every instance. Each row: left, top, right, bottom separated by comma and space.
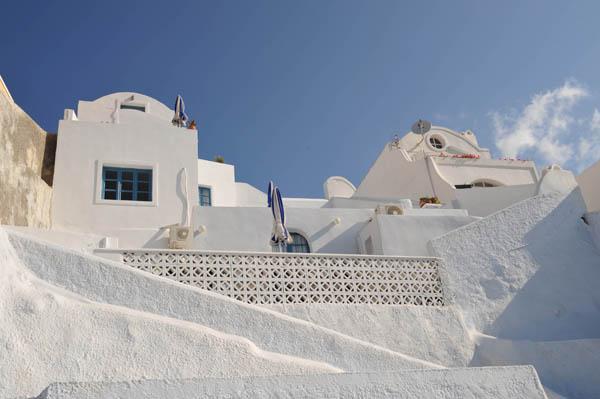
37, 366, 547, 399
266, 303, 473, 367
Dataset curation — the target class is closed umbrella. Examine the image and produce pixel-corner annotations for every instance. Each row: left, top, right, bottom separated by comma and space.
267, 181, 274, 208
268, 183, 290, 251
172, 95, 188, 127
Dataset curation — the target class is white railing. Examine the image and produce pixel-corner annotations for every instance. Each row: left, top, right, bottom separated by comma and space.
96, 249, 446, 306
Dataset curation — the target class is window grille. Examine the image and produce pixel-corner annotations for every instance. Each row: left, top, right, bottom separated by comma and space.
199, 186, 212, 206
118, 250, 446, 306
102, 167, 152, 201
285, 233, 310, 253
429, 137, 444, 149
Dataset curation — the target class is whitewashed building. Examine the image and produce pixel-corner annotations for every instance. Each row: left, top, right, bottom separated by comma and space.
3, 86, 600, 399
50, 92, 576, 256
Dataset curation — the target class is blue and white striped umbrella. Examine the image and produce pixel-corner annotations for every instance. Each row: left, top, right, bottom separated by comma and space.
172, 95, 189, 127
267, 181, 274, 208
268, 182, 290, 247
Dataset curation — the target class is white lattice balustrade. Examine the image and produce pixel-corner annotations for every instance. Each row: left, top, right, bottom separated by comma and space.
112, 250, 445, 306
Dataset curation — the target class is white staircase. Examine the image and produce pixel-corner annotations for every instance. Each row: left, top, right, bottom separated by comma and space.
1, 229, 548, 398
37, 366, 547, 399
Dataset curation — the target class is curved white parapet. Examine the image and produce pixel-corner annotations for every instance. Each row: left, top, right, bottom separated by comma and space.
395, 125, 492, 160
323, 176, 356, 200
537, 165, 578, 195
75, 92, 175, 124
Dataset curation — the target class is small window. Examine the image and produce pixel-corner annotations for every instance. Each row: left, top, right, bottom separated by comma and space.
285, 233, 310, 253
472, 180, 499, 188
102, 167, 152, 201
429, 136, 444, 149
120, 104, 146, 112
199, 186, 212, 207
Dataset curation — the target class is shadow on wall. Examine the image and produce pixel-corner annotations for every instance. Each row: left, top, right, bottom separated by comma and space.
309, 220, 338, 243
315, 221, 368, 254
144, 228, 169, 248
470, 334, 600, 399
41, 133, 57, 186
484, 189, 600, 341
465, 190, 600, 398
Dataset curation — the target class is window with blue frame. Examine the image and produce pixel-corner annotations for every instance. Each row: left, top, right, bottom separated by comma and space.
102, 167, 152, 202
285, 233, 310, 253
198, 186, 212, 206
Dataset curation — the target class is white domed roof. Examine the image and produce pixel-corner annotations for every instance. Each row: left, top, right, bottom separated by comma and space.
76, 92, 175, 124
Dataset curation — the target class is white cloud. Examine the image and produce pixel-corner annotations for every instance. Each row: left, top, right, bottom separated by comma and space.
492, 80, 590, 168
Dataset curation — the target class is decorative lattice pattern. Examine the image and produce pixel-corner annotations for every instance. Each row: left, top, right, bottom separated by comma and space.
120, 251, 445, 306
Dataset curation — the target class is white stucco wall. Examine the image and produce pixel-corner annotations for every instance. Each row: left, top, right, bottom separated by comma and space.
268, 304, 474, 367
434, 158, 538, 187
358, 215, 477, 256
429, 190, 600, 339
76, 92, 174, 124
453, 184, 539, 217
378, 215, 477, 256
395, 126, 492, 159
326, 197, 414, 209
193, 207, 373, 253
52, 116, 199, 235
101, 204, 474, 253
197, 159, 237, 207
472, 335, 600, 399
586, 211, 600, 251
357, 218, 382, 255
429, 189, 600, 398
197, 160, 281, 208
354, 142, 537, 206
283, 198, 328, 208
354, 146, 452, 202
235, 182, 266, 207
576, 159, 600, 212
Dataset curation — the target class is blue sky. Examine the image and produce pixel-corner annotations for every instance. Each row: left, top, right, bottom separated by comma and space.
2, 1, 600, 197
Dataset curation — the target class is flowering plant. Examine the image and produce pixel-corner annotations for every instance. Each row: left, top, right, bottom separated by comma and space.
452, 153, 480, 159
434, 153, 480, 159
419, 197, 441, 208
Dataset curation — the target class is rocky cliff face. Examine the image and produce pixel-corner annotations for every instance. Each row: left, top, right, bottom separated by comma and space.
0, 90, 53, 227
